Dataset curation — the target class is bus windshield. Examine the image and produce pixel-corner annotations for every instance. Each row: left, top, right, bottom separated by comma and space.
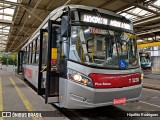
69, 26, 139, 69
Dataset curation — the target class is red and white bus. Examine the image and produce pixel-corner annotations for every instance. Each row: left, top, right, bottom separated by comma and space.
17, 5, 143, 109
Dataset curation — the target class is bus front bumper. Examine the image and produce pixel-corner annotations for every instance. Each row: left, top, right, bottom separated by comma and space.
64, 80, 142, 109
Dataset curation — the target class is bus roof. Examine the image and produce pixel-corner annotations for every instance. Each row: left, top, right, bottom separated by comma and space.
22, 5, 131, 50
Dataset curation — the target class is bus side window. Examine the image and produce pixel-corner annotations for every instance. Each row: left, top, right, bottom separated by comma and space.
55, 27, 61, 72
35, 37, 40, 64
26, 46, 29, 64
32, 40, 36, 64
42, 32, 48, 65
28, 45, 31, 64
23, 48, 27, 64
29, 43, 33, 64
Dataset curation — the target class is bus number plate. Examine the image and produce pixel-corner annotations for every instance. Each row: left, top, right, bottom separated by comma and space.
113, 98, 126, 105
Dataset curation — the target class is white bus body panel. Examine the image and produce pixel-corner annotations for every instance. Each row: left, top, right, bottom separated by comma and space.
23, 65, 39, 88
64, 80, 141, 109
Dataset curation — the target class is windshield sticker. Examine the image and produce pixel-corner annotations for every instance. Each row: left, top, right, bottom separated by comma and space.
89, 27, 107, 35
120, 60, 126, 69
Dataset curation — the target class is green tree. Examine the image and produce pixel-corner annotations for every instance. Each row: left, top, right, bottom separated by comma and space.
0, 52, 17, 65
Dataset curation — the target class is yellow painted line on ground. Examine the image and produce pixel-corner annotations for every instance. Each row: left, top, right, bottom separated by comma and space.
9, 77, 42, 120
0, 77, 4, 120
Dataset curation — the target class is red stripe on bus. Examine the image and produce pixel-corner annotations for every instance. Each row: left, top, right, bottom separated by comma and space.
24, 68, 32, 79
89, 73, 141, 88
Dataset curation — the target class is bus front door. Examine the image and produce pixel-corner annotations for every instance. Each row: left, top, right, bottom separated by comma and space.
45, 20, 61, 104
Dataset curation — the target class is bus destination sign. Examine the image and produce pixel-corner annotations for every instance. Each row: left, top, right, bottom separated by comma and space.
81, 14, 133, 31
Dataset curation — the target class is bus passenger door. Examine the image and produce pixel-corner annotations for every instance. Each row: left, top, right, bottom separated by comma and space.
45, 20, 61, 104
38, 29, 47, 95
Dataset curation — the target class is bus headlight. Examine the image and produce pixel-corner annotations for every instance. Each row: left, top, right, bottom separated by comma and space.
67, 69, 93, 87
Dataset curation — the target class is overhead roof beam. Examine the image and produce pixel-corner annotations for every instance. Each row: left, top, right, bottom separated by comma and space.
133, 14, 157, 23
136, 28, 160, 36
143, 0, 157, 6
20, 6, 43, 21
117, 6, 136, 14
122, 0, 160, 16
135, 23, 160, 29
0, 4, 15, 8
13, 27, 30, 36
0, 25, 8, 29
115, 4, 133, 13
0, 0, 52, 12
1, 1, 43, 22
13, 25, 37, 29
134, 16, 160, 25
0, 5, 15, 10
0, 33, 28, 37
149, 4, 160, 10
0, 19, 12, 26
98, 0, 116, 8
15, 29, 30, 36
10, 34, 28, 37
125, 11, 142, 17
0, 21, 37, 29
0, 13, 13, 17
0, 39, 8, 41
0, 43, 7, 45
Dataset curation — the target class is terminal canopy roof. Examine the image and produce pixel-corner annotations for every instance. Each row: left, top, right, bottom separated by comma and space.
0, 0, 160, 52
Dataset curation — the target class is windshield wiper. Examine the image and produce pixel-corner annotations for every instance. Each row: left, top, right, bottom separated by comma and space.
92, 9, 101, 18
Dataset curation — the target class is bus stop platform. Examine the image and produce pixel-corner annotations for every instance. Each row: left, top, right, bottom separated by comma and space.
143, 72, 160, 91
0, 69, 68, 120
0, 66, 160, 120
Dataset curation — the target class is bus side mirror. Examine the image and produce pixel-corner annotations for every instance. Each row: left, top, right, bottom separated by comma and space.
61, 16, 71, 37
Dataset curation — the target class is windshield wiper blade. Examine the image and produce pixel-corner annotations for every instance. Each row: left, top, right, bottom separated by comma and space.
92, 9, 101, 18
